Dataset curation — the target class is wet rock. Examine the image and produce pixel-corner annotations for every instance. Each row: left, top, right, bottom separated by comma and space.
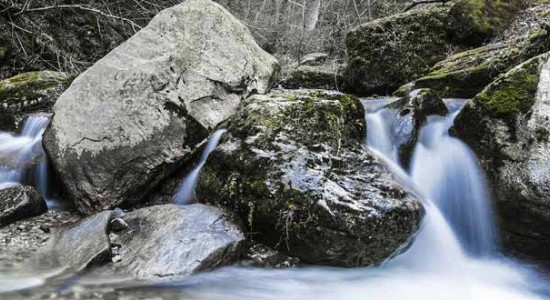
281, 65, 344, 90
242, 244, 300, 268
43, 0, 279, 214
447, 0, 527, 46
33, 211, 113, 272
388, 89, 448, 168
197, 89, 423, 267
347, 7, 450, 94
109, 204, 245, 279
408, 3, 550, 98
0, 185, 47, 226
454, 52, 550, 261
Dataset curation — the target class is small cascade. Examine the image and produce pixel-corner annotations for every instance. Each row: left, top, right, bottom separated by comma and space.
0, 114, 55, 208
174, 129, 227, 205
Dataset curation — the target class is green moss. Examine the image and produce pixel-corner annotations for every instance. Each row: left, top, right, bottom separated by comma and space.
0, 71, 72, 103
474, 55, 543, 118
448, 0, 527, 46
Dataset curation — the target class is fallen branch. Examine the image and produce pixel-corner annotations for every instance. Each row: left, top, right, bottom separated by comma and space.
404, 0, 449, 12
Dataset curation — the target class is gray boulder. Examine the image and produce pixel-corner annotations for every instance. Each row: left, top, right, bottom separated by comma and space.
33, 211, 113, 272
43, 0, 279, 214
0, 185, 47, 226
197, 90, 423, 267
109, 204, 245, 279
454, 53, 550, 260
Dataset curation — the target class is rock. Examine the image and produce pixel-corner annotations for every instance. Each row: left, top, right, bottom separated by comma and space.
0, 185, 47, 226
407, 3, 550, 98
43, 0, 279, 214
109, 204, 245, 279
0, 210, 79, 272
242, 243, 300, 268
110, 218, 128, 232
447, 0, 527, 46
300, 53, 329, 66
0, 71, 71, 128
346, 7, 450, 95
197, 90, 423, 267
281, 65, 344, 90
33, 211, 113, 272
388, 89, 448, 168
454, 53, 550, 261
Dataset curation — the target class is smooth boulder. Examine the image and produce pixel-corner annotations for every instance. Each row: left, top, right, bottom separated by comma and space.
197, 90, 423, 267
454, 53, 550, 260
0, 185, 47, 226
43, 0, 279, 214
109, 204, 245, 279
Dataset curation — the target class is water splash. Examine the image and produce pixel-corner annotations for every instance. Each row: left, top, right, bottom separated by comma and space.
174, 129, 227, 205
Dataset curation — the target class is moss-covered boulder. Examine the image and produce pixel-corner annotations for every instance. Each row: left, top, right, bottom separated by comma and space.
454, 53, 550, 261
346, 7, 450, 95
197, 90, 423, 267
0, 71, 71, 130
280, 65, 344, 90
447, 0, 528, 46
405, 3, 550, 98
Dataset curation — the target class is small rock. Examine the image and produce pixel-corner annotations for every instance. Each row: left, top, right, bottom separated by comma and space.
0, 185, 47, 227
110, 218, 128, 232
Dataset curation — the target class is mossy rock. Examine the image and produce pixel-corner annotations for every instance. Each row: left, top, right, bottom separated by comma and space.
196, 89, 423, 267
447, 0, 528, 46
280, 65, 344, 90
0, 71, 72, 106
346, 7, 450, 95
453, 53, 550, 261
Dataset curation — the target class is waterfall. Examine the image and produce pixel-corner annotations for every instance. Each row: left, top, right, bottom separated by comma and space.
0, 114, 55, 208
174, 129, 227, 205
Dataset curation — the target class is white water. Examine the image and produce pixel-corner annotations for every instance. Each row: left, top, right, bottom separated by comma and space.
160, 98, 549, 299
174, 129, 227, 205
0, 115, 55, 208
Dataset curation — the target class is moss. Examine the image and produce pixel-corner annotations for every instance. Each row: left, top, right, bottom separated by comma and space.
0, 71, 72, 104
474, 55, 543, 118
447, 0, 527, 46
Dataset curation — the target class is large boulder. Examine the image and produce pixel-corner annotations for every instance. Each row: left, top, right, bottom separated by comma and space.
108, 204, 245, 279
447, 0, 527, 46
280, 65, 344, 90
454, 53, 550, 260
197, 90, 423, 267
346, 7, 450, 94
43, 0, 279, 214
0, 185, 47, 226
403, 3, 550, 98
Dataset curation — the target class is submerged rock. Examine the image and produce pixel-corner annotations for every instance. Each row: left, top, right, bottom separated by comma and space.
0, 185, 47, 227
347, 7, 450, 94
109, 204, 245, 279
454, 53, 550, 260
43, 0, 279, 214
197, 90, 423, 267
388, 89, 448, 168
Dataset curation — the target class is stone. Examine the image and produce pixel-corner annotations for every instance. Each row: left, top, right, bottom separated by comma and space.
346, 7, 450, 94
0, 185, 47, 227
109, 204, 245, 279
43, 0, 279, 214
300, 53, 329, 66
33, 211, 113, 272
197, 90, 423, 267
454, 52, 550, 261
281, 65, 344, 90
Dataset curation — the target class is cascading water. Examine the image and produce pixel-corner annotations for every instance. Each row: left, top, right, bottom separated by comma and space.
0, 114, 55, 208
174, 129, 227, 205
